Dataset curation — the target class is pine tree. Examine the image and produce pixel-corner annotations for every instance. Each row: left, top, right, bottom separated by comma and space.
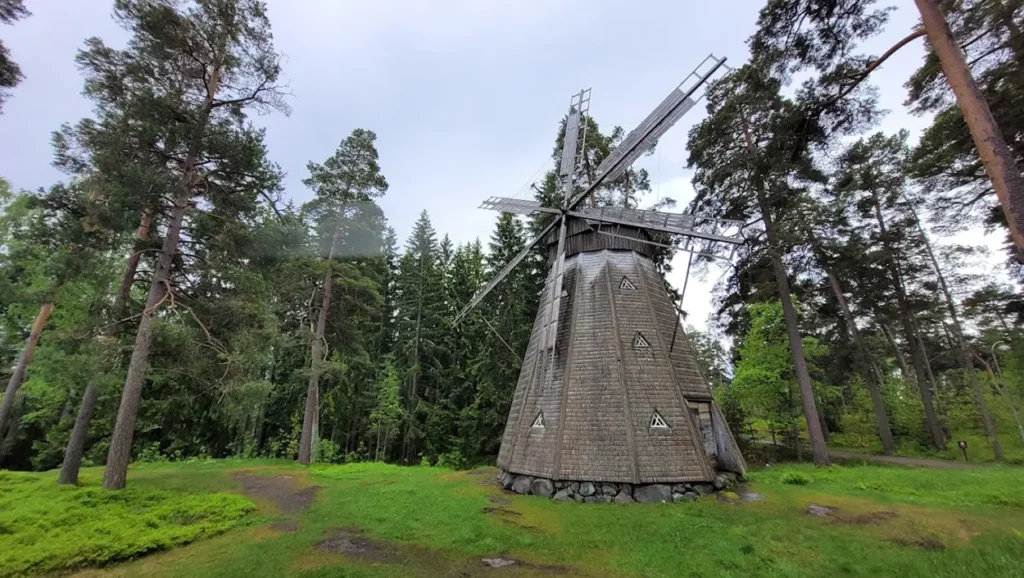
297, 128, 388, 465
0, 0, 29, 112
97, 0, 288, 489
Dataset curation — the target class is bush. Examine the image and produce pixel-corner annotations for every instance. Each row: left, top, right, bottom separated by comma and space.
0, 470, 254, 576
780, 472, 811, 485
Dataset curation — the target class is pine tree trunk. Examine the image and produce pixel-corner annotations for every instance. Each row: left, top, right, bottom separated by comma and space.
868, 194, 946, 449
882, 324, 913, 386
114, 208, 153, 320
57, 384, 98, 485
103, 197, 189, 490
810, 234, 896, 453
912, 212, 1002, 458
0, 301, 54, 438
914, 0, 1024, 257
299, 228, 342, 465
742, 118, 830, 466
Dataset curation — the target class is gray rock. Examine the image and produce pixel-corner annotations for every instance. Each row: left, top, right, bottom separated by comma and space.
553, 489, 571, 502
482, 558, 517, 568
511, 475, 534, 495
634, 484, 672, 503
684, 491, 698, 500
676, 492, 698, 502
554, 481, 568, 490
573, 493, 583, 502
500, 472, 515, 490
693, 483, 714, 496
712, 476, 725, 491
601, 484, 618, 496
583, 495, 603, 503
579, 482, 596, 497
613, 491, 635, 504
570, 482, 580, 493
619, 483, 632, 495
672, 492, 684, 502
807, 504, 832, 517
531, 478, 554, 498
601, 495, 613, 503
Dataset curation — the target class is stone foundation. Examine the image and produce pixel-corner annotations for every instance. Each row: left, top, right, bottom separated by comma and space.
497, 469, 742, 503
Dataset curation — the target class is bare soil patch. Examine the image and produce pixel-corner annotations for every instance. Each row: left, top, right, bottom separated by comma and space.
890, 536, 947, 551
316, 527, 399, 563
233, 471, 319, 515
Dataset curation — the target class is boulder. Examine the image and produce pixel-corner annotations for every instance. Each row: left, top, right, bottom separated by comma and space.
619, 483, 632, 496
553, 489, 571, 502
613, 491, 635, 504
712, 476, 725, 491
583, 495, 603, 503
512, 475, 534, 495
570, 482, 580, 493
499, 472, 515, 490
601, 484, 618, 496
675, 492, 698, 502
578, 482, 596, 497
671, 484, 688, 494
531, 478, 555, 498
693, 483, 714, 496
554, 481, 568, 490
634, 484, 672, 503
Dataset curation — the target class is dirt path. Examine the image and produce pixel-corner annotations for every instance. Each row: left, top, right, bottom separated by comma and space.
233, 471, 320, 515
829, 449, 978, 469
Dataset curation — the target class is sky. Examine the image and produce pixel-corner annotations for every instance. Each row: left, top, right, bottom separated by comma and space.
0, 0, 1005, 332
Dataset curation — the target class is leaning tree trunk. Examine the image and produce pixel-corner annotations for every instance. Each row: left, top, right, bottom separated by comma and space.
914, 0, 1024, 257
0, 301, 54, 438
298, 227, 343, 465
113, 208, 153, 320
102, 195, 190, 490
868, 198, 946, 449
57, 383, 99, 485
742, 118, 830, 466
881, 323, 913, 387
808, 232, 895, 454
912, 211, 1002, 459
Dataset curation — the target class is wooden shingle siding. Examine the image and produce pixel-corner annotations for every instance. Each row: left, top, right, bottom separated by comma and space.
498, 217, 743, 483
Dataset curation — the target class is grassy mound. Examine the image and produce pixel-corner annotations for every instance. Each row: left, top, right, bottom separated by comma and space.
0, 469, 255, 577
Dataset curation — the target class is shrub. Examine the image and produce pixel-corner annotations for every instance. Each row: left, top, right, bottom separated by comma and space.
0, 470, 254, 576
780, 472, 811, 485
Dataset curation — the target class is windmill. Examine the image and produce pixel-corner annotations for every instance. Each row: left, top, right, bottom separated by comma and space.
456, 55, 747, 499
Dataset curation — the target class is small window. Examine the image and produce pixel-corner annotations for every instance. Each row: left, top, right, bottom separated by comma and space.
620, 276, 636, 290
650, 411, 669, 429
531, 412, 545, 428
633, 331, 651, 349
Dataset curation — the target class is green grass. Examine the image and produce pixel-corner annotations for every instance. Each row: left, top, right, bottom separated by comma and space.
4, 459, 1024, 577
0, 467, 255, 577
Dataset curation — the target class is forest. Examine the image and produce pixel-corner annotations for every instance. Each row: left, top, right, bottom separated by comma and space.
2, 0, 1024, 497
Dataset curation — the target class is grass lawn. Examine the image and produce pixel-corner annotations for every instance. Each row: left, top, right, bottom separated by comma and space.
1, 459, 1022, 577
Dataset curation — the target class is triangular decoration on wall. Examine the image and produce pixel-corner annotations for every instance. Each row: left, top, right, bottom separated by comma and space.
531, 412, 545, 428
633, 331, 651, 349
560, 289, 569, 298
650, 411, 669, 428
620, 276, 636, 290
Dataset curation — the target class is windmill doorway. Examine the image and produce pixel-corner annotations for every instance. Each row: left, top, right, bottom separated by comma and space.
687, 401, 717, 465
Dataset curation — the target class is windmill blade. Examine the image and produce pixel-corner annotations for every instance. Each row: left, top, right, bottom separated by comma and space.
559, 89, 591, 198
453, 217, 560, 326
566, 54, 727, 212
481, 196, 561, 216
568, 206, 743, 245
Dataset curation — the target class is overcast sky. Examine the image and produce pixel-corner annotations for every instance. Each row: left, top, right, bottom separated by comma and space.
0, 0, 1001, 332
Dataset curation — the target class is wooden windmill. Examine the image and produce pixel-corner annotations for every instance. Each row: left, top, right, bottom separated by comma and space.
455, 55, 746, 495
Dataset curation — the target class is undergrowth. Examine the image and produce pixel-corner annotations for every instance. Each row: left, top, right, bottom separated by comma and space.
0, 470, 255, 577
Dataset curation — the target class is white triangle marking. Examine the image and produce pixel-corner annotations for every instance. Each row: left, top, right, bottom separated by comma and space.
633, 331, 650, 348
620, 276, 636, 290
531, 412, 544, 428
650, 411, 669, 428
